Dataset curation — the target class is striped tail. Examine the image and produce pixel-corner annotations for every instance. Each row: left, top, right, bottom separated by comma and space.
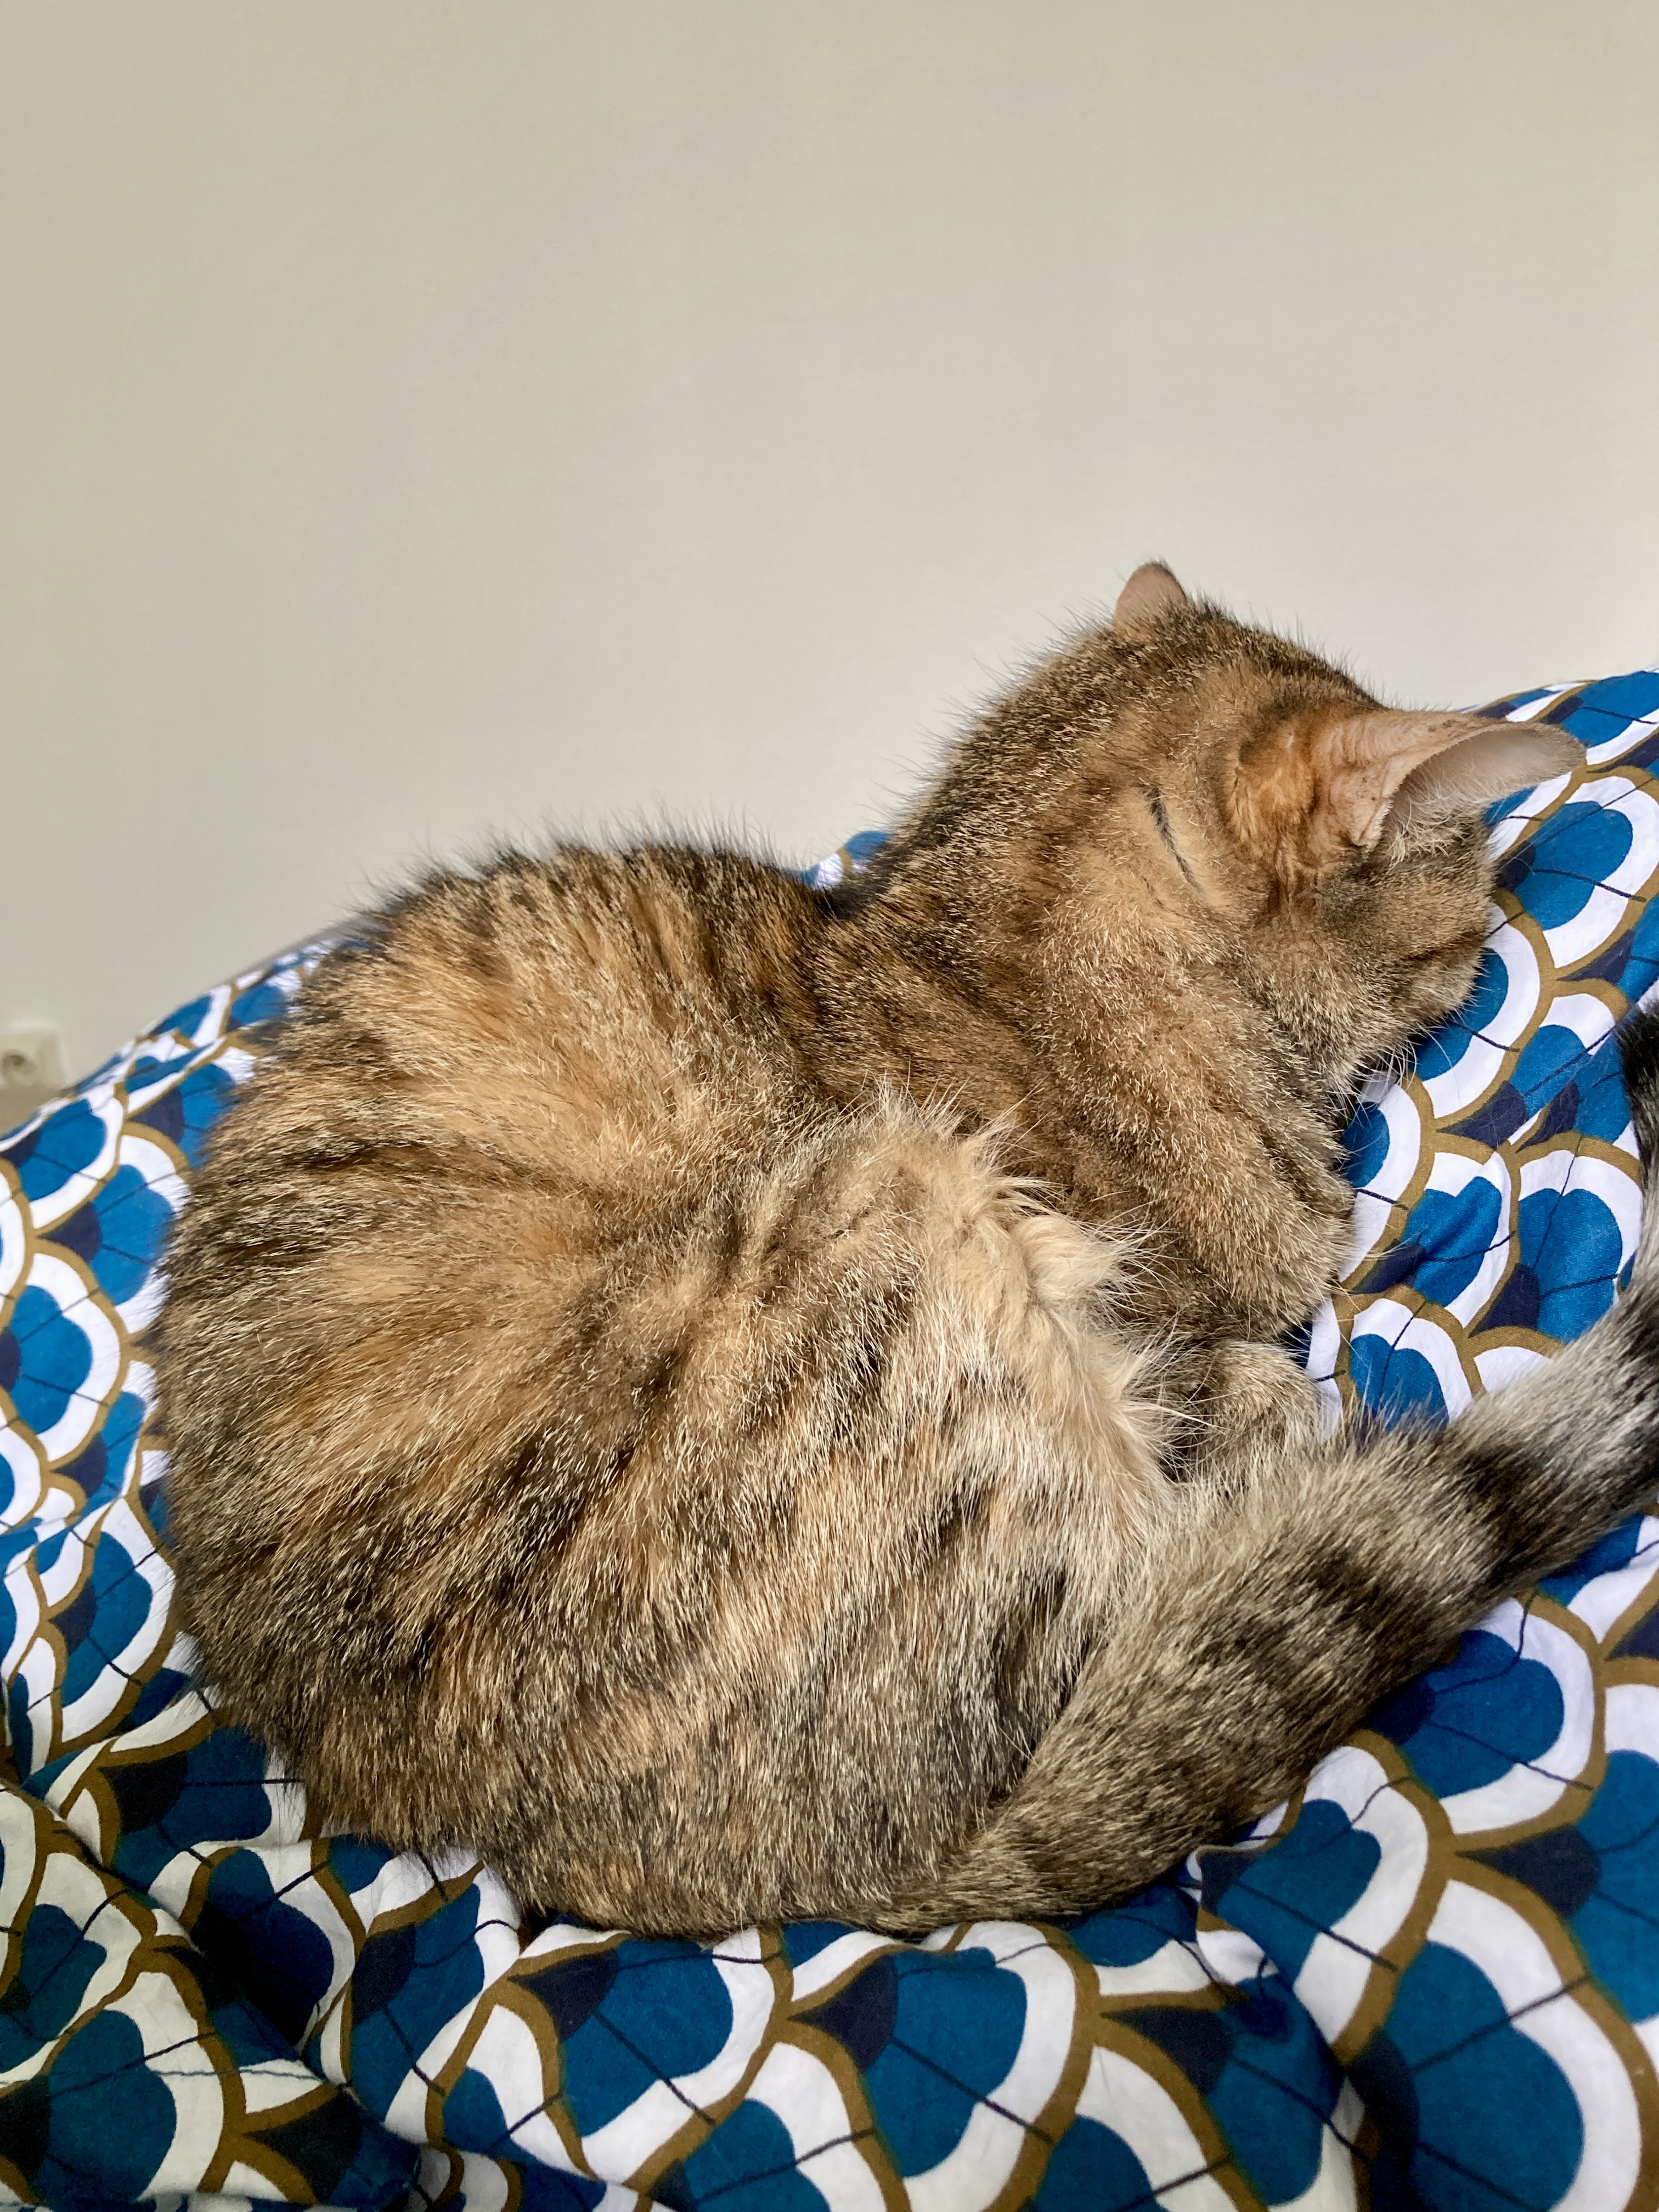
901, 1004, 1659, 1928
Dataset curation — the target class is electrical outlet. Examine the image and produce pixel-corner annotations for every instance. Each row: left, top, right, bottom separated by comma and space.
0, 1027, 66, 1125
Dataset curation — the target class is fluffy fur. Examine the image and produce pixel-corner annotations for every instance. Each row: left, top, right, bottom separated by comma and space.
156, 568, 1659, 1936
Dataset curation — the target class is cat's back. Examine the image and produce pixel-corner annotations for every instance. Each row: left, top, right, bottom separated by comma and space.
157, 843, 827, 1543
286, 842, 822, 1171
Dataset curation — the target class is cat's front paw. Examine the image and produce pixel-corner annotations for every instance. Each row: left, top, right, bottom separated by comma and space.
1166, 1338, 1323, 1485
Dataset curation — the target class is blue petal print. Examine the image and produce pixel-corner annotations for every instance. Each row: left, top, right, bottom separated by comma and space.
525, 1937, 736, 2141
0, 1905, 103, 2067
55, 1387, 146, 1513
349, 1882, 487, 2118
1206, 1977, 1342, 2205
1071, 1881, 1197, 1968
106, 1724, 279, 1890
153, 991, 215, 1042
855, 1948, 1026, 2176
781, 1920, 857, 1969
1034, 2117, 1157, 2209
0, 1283, 94, 1439
1369, 1628, 1562, 1797
78, 1164, 176, 1306
1518, 1186, 1624, 1341
12, 1099, 106, 1205
443, 2065, 514, 2156
55, 1528, 156, 1709
1348, 1336, 1447, 1425
1353, 1944, 1582, 2209
1520, 801, 1632, 927
1567, 1752, 1659, 2021
230, 979, 292, 1030
1342, 1099, 1392, 1185
17, 2007, 177, 2203
1573, 1041, 1637, 1143
133, 1058, 240, 1164
1400, 1181, 1503, 1310
1552, 670, 1659, 742
1199, 1799, 1380, 1982
1511, 1022, 1595, 1109
1540, 1514, 1645, 1605
843, 830, 890, 868
194, 1848, 342, 2050
673, 2101, 833, 2211
1415, 947, 1511, 1080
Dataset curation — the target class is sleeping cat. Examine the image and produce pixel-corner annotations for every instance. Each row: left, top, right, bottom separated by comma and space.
156, 565, 1659, 1936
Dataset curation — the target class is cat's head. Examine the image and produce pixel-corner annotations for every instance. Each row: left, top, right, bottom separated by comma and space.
1070, 564, 1579, 1084
851, 563, 1581, 1096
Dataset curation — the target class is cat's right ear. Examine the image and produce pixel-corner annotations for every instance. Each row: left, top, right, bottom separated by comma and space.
1232, 707, 1581, 877
1114, 564, 1188, 627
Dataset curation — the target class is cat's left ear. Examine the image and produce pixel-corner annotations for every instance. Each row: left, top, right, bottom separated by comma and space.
1235, 710, 1581, 870
1114, 563, 1188, 626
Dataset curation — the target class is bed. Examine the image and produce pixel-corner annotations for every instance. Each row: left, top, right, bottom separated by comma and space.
3, 665, 1659, 2209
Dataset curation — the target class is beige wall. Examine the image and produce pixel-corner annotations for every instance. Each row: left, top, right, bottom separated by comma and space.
3, 1, 1657, 1078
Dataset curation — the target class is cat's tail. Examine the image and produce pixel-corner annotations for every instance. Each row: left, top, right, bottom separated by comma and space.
897, 1002, 1659, 1930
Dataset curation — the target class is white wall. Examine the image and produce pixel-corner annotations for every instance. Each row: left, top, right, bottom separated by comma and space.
3, 1, 1657, 1079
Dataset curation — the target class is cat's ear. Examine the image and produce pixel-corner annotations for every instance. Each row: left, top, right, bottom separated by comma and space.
1114, 563, 1188, 627
1234, 709, 1581, 872
1382, 720, 1583, 843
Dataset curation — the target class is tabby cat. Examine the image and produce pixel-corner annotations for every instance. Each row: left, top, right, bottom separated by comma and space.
156, 566, 1659, 1937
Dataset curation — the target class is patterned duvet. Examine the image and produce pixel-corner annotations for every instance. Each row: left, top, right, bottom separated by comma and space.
4, 667, 1659, 2210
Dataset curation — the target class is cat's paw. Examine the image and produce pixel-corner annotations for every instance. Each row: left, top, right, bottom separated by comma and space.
1171, 1338, 1323, 1484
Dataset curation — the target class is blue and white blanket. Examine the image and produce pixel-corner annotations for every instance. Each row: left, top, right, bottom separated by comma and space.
4, 668, 1659, 2210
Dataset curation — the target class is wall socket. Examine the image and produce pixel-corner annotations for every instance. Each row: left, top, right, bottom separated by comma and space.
0, 1027, 66, 1126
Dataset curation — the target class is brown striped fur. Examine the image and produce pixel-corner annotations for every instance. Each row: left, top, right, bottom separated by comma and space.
157, 569, 1659, 1934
